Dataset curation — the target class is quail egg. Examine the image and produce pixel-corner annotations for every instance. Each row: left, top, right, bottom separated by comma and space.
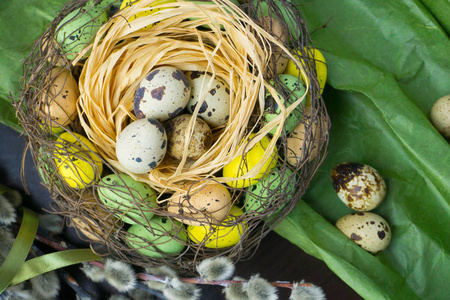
331, 162, 386, 211
134, 66, 190, 121
336, 212, 391, 254
186, 71, 230, 128
116, 118, 167, 174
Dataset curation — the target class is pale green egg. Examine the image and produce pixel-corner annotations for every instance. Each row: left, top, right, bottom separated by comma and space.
244, 167, 295, 214
98, 174, 157, 224
56, 2, 108, 60
127, 216, 186, 257
263, 74, 306, 136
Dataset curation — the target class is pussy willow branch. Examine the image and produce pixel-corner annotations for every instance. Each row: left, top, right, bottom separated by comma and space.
35, 231, 312, 290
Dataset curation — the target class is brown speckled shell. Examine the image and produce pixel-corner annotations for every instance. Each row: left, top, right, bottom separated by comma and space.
165, 114, 212, 161
167, 182, 232, 226
335, 212, 391, 254
331, 162, 386, 211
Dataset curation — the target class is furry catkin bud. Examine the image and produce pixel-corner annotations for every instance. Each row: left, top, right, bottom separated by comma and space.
39, 214, 64, 234
197, 257, 235, 281
104, 259, 137, 292
290, 281, 326, 300
144, 265, 177, 291
108, 295, 131, 300
0, 194, 17, 225
30, 271, 61, 299
163, 278, 201, 300
2, 189, 22, 208
128, 288, 158, 300
223, 277, 249, 300
81, 262, 106, 282
243, 275, 278, 300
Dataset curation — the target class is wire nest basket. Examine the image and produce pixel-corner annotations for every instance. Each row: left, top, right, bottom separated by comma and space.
14, 0, 329, 273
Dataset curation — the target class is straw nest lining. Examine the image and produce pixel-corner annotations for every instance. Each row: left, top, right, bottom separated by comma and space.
15, 0, 329, 273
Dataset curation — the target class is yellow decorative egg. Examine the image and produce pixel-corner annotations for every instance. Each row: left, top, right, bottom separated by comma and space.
285, 47, 327, 103
54, 132, 103, 189
120, 0, 176, 30
187, 206, 246, 248
223, 134, 278, 188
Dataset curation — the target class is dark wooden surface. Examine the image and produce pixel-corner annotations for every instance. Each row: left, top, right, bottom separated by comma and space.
0, 123, 362, 299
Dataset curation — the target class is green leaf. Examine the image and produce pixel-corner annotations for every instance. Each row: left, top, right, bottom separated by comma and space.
0, 0, 68, 131
276, 0, 450, 299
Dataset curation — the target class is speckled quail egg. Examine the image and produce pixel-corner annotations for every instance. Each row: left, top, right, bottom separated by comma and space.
331, 162, 386, 211
116, 118, 167, 174
286, 106, 327, 166
134, 66, 190, 121
430, 94, 450, 138
165, 114, 212, 161
167, 181, 232, 226
39, 68, 79, 129
258, 16, 289, 75
336, 212, 391, 254
186, 71, 230, 128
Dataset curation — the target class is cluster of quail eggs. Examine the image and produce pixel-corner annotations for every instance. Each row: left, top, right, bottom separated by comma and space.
38, 0, 331, 258
116, 66, 230, 175
331, 162, 391, 254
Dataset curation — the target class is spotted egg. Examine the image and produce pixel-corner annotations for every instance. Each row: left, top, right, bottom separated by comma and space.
55, 2, 108, 60
116, 118, 167, 174
286, 106, 328, 166
263, 74, 307, 135
134, 66, 190, 121
186, 71, 230, 128
167, 181, 232, 226
165, 114, 212, 161
331, 162, 386, 211
127, 216, 186, 258
258, 16, 289, 75
336, 212, 391, 254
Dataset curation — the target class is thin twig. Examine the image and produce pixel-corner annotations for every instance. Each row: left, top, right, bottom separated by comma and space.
34, 231, 310, 290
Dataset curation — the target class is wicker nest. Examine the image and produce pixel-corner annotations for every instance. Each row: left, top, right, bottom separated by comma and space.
15, 0, 329, 273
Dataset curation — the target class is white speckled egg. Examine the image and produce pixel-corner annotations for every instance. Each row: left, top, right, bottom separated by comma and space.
430, 94, 450, 138
134, 66, 191, 121
336, 212, 391, 254
186, 71, 230, 128
116, 118, 167, 174
331, 162, 386, 211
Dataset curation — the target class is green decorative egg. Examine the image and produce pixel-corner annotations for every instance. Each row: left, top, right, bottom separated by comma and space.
56, 1, 108, 60
127, 216, 186, 257
263, 74, 306, 136
244, 167, 295, 214
98, 174, 157, 224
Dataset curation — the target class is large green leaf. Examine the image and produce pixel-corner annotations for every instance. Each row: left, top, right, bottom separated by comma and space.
276, 0, 450, 299
0, 0, 68, 131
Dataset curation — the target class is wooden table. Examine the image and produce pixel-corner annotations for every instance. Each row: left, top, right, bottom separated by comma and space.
0, 123, 362, 299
